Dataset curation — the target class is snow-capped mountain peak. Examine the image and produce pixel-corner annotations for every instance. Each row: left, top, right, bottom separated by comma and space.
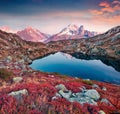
46, 24, 99, 42
17, 27, 49, 42
67, 24, 79, 30
59, 24, 79, 36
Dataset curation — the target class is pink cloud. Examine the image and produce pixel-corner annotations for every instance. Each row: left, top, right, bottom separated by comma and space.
88, 0, 120, 32
99, 1, 110, 7
90, 0, 120, 16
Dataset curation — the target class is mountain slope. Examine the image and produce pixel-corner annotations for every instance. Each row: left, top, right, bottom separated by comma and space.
47, 26, 120, 59
0, 29, 50, 61
17, 27, 50, 42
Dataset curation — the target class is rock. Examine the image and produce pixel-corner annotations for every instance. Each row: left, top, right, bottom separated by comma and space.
59, 90, 72, 99
79, 86, 87, 92
90, 47, 107, 56
102, 87, 107, 91
18, 60, 25, 64
6, 56, 12, 62
90, 47, 99, 55
27, 58, 32, 64
9, 89, 28, 96
95, 41, 103, 46
92, 84, 100, 89
98, 110, 106, 114
13, 77, 23, 83
55, 93, 62, 97
69, 97, 97, 105
111, 33, 120, 42
23, 55, 32, 64
85, 89, 100, 101
8, 89, 28, 100
101, 98, 112, 106
55, 84, 68, 91
115, 50, 120, 56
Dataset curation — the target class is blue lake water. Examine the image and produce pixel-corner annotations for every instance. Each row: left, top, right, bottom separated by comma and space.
30, 52, 120, 85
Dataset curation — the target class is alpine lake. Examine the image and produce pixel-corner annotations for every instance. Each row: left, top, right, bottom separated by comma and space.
30, 52, 120, 85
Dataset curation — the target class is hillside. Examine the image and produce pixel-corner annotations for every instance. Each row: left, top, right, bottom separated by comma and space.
0, 26, 120, 114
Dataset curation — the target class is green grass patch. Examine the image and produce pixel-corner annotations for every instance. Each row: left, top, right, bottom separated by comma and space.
0, 68, 12, 81
82, 80, 93, 85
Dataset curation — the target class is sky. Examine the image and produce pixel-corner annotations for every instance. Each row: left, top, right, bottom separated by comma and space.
0, 0, 120, 34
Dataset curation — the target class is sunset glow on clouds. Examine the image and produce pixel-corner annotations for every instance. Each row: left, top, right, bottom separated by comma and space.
89, 0, 120, 31
0, 0, 120, 34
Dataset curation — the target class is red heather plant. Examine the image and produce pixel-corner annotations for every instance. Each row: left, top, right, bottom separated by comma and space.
98, 102, 117, 114
63, 81, 83, 93
82, 103, 99, 114
50, 98, 72, 114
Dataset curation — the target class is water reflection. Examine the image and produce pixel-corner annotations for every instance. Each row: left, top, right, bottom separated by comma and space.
30, 52, 120, 85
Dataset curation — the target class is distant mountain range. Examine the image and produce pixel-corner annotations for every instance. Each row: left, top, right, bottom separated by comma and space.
0, 24, 99, 43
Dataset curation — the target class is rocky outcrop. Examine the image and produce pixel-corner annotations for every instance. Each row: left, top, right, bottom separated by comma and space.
8, 89, 28, 100
55, 84, 100, 105
84, 89, 100, 101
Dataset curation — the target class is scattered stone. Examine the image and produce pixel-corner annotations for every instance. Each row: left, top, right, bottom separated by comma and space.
18, 60, 25, 64
92, 84, 100, 89
8, 89, 28, 100
102, 87, 107, 91
59, 90, 72, 99
90, 47, 99, 55
13, 77, 23, 83
85, 89, 100, 101
55, 93, 62, 97
111, 33, 120, 42
79, 86, 87, 92
98, 110, 106, 114
101, 98, 112, 106
90, 47, 107, 56
54, 84, 100, 106
6, 56, 12, 63
55, 84, 68, 91
8, 89, 28, 96
69, 96, 97, 105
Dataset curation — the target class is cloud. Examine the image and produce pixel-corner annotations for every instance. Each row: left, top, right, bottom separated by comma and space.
89, 0, 120, 19
88, 0, 120, 32
90, 0, 120, 15
99, 1, 110, 7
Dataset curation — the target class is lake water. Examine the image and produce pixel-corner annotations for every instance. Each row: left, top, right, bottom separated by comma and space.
30, 52, 120, 85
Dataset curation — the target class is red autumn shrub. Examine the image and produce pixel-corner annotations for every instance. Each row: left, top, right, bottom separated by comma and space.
63, 81, 83, 93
